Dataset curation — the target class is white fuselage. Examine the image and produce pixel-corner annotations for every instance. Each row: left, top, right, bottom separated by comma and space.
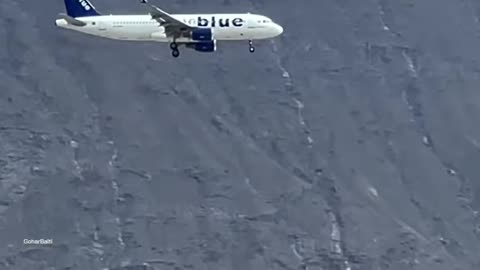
55, 13, 283, 43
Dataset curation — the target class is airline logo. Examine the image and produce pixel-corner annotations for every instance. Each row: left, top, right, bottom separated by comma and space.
78, 0, 92, 11
182, 16, 245, 28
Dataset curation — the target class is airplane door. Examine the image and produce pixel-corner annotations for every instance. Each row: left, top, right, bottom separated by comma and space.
95, 20, 107, 31
244, 15, 256, 38
246, 15, 255, 27
94, 20, 111, 38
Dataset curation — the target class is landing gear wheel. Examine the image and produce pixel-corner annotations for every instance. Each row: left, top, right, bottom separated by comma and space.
170, 42, 178, 50
248, 40, 255, 53
172, 49, 180, 58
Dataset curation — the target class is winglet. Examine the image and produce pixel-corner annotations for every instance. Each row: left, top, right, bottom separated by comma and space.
149, 5, 168, 21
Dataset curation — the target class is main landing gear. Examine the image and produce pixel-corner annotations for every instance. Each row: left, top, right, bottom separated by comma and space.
249, 40, 255, 53
170, 41, 180, 58
169, 40, 254, 57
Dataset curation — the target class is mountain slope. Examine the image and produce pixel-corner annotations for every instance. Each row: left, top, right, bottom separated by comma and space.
1, 0, 479, 269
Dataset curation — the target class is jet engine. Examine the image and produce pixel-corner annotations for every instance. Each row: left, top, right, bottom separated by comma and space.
191, 28, 213, 41
186, 40, 217, 52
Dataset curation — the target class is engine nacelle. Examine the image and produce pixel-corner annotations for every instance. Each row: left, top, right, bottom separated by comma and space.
186, 40, 217, 52
191, 28, 213, 41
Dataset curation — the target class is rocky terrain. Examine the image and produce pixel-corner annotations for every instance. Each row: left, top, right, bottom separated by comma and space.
1, 0, 480, 269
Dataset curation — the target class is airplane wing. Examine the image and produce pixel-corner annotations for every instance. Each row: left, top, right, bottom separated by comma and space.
148, 4, 197, 38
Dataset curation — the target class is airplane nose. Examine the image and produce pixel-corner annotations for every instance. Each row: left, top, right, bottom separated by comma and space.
275, 24, 284, 35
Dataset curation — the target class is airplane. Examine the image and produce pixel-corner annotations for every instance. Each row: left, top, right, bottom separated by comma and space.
55, 0, 284, 58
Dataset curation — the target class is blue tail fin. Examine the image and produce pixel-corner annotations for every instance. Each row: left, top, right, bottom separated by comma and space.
64, 0, 101, 17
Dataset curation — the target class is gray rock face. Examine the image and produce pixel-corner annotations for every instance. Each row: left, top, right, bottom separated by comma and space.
1, 0, 480, 269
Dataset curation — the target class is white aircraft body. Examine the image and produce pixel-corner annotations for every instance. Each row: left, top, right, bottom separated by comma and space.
55, 0, 284, 58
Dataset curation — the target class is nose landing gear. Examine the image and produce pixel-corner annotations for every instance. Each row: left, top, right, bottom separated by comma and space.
248, 40, 255, 53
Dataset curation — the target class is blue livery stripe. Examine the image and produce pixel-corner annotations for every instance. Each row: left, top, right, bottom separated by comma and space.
64, 0, 100, 17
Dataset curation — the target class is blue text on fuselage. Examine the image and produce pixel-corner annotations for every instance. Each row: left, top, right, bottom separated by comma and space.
182, 16, 245, 28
